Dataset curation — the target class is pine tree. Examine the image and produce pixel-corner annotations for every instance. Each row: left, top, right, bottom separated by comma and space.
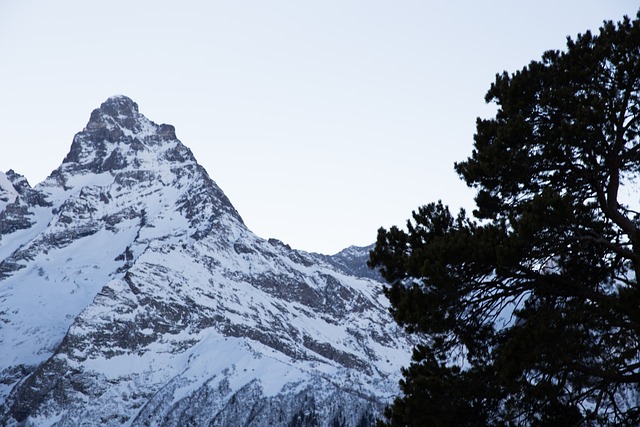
370, 12, 640, 426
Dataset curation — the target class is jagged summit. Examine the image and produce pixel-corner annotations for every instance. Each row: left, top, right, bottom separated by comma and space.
102, 94, 139, 114
85, 95, 177, 140
0, 98, 410, 426
64, 95, 178, 169
1, 95, 243, 277
104, 94, 138, 108
87, 95, 143, 131
52, 96, 244, 234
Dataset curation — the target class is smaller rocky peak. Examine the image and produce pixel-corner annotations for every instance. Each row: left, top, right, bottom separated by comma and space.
332, 244, 374, 259
0, 170, 50, 237
0, 171, 18, 205
157, 123, 177, 140
4, 170, 31, 195
315, 243, 382, 281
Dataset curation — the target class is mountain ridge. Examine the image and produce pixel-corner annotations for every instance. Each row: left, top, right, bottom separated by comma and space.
0, 96, 410, 426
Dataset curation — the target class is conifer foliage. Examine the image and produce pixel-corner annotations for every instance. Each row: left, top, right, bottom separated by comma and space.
370, 12, 640, 426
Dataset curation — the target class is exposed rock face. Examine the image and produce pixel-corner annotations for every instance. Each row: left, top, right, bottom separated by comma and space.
0, 96, 410, 426
316, 244, 383, 281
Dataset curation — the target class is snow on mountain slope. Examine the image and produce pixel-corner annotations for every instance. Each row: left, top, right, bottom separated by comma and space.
0, 96, 410, 426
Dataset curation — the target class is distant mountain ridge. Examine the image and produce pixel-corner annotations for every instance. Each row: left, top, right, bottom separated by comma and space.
0, 96, 410, 426
314, 244, 383, 281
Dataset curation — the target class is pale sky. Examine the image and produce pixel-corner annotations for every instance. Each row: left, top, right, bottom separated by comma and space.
1, 1, 638, 254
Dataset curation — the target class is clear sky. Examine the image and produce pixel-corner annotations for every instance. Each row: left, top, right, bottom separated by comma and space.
1, 1, 638, 254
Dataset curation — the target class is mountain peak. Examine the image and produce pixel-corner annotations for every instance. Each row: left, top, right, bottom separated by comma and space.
53, 96, 244, 233
85, 94, 144, 133
64, 96, 170, 169
101, 94, 139, 116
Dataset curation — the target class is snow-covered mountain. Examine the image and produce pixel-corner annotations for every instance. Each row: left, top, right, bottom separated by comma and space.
0, 96, 410, 426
